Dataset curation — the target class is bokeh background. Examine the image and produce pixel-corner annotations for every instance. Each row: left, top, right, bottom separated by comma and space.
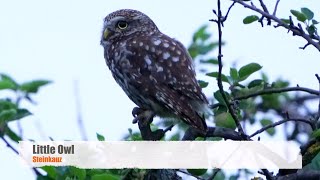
1, 0, 319, 179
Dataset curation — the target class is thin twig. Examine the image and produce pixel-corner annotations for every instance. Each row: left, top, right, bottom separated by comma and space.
235, 86, 320, 100
258, 0, 271, 25
250, 118, 315, 138
223, 2, 236, 23
73, 80, 88, 140
273, 0, 281, 16
1, 136, 43, 176
176, 170, 204, 180
258, 0, 269, 13
207, 169, 221, 180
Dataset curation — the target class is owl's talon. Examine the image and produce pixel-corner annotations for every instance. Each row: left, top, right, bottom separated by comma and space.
132, 107, 144, 118
132, 117, 139, 124
131, 108, 155, 125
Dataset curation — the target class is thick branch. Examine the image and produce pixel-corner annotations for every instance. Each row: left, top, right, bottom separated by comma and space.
182, 126, 243, 140
276, 170, 320, 180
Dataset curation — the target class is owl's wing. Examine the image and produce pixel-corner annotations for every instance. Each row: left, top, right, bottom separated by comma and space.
122, 35, 209, 133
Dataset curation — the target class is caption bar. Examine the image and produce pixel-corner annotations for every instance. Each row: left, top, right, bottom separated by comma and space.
19, 141, 301, 169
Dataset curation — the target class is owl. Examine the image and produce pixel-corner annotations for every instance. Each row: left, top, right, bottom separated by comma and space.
100, 9, 210, 134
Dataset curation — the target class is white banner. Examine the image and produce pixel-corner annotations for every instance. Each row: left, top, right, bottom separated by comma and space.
19, 141, 301, 169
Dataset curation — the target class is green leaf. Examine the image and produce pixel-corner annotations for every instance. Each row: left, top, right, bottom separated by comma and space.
5, 127, 22, 142
301, 7, 314, 20
193, 25, 210, 42
260, 119, 275, 136
307, 25, 317, 35
243, 15, 259, 24
0, 74, 18, 90
248, 79, 264, 88
303, 151, 320, 170
0, 81, 16, 90
215, 112, 236, 129
206, 72, 229, 83
198, 80, 209, 88
290, 10, 307, 22
187, 169, 207, 176
0, 109, 17, 123
238, 63, 262, 81
280, 18, 291, 24
0, 100, 17, 110
311, 129, 320, 139
13, 109, 31, 120
200, 58, 219, 65
69, 166, 86, 180
96, 133, 105, 141
230, 68, 239, 81
312, 19, 319, 25
214, 91, 230, 106
91, 173, 119, 180
210, 171, 225, 180
20, 80, 51, 93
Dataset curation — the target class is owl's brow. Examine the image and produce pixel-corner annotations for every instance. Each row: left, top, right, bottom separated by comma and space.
105, 16, 127, 26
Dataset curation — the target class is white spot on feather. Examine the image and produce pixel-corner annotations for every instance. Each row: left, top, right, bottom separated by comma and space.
172, 56, 179, 62
162, 52, 170, 60
144, 55, 152, 65
153, 39, 161, 45
163, 43, 169, 48
156, 66, 163, 72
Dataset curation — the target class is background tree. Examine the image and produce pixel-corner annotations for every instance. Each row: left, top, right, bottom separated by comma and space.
1, 0, 320, 179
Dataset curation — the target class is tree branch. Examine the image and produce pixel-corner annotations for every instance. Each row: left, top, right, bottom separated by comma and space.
182, 126, 243, 140
276, 170, 320, 180
1, 136, 43, 177
272, 0, 281, 16
73, 80, 88, 141
249, 118, 315, 138
231, 0, 320, 51
235, 86, 320, 100
212, 0, 246, 138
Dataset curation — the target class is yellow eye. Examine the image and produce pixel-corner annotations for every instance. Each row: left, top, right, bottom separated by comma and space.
117, 21, 128, 29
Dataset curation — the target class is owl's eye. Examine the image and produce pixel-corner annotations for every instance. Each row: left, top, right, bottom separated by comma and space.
117, 21, 128, 30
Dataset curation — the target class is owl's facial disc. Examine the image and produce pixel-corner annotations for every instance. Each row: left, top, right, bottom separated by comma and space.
102, 16, 129, 40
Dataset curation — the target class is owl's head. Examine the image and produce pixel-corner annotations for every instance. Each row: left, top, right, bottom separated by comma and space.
101, 9, 159, 45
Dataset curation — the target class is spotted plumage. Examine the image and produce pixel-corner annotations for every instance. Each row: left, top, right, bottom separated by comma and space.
100, 9, 210, 134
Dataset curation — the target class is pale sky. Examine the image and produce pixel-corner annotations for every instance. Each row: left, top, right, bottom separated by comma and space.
0, 0, 319, 179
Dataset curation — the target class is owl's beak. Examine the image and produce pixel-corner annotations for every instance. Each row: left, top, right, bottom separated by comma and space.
103, 28, 109, 40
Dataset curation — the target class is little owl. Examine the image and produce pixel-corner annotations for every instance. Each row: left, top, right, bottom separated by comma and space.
100, 9, 210, 134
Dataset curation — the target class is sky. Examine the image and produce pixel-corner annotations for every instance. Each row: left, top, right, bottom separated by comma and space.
0, 0, 319, 179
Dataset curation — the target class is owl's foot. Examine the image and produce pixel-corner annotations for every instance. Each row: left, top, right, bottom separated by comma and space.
132, 107, 155, 126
